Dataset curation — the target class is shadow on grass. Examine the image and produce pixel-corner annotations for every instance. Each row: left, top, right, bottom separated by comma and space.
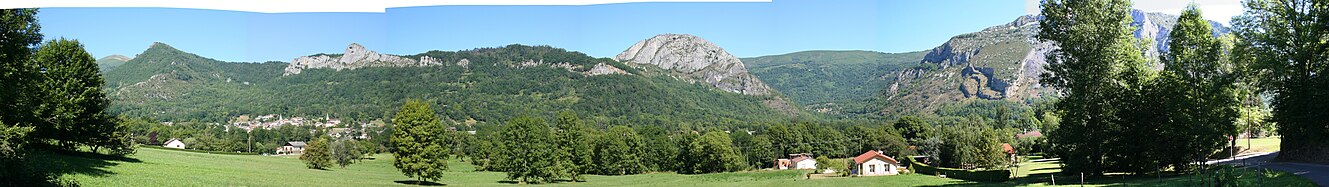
393, 180, 446, 186
28, 148, 142, 178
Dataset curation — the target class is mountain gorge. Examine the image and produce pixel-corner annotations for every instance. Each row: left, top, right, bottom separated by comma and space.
741, 10, 1228, 119
103, 35, 801, 127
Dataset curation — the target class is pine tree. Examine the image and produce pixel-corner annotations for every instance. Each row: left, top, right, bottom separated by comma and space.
391, 100, 449, 183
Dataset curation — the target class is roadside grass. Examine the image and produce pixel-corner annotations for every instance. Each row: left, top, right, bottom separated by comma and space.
32, 146, 1314, 187
1235, 137, 1281, 154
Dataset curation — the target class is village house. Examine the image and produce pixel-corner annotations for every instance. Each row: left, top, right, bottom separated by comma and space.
163, 138, 186, 149
277, 141, 307, 155
1001, 143, 1018, 162
852, 150, 901, 176
774, 153, 817, 170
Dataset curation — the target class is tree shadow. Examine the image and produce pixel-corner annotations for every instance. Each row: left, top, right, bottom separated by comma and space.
497, 180, 520, 184
393, 180, 446, 186
28, 149, 141, 178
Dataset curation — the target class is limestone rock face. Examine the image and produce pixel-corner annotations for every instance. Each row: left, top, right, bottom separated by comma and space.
616, 34, 772, 95
283, 43, 441, 75
584, 63, 628, 76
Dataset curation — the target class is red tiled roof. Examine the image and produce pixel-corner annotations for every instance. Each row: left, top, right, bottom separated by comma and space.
1001, 143, 1016, 154
853, 150, 899, 164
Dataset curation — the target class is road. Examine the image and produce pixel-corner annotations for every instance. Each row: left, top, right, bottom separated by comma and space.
1211, 152, 1329, 187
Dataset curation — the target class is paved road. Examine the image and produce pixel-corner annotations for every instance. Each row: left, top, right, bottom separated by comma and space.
1212, 152, 1329, 187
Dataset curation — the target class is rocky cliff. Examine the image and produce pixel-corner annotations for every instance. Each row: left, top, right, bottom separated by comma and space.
283, 43, 443, 75
616, 34, 773, 96
878, 10, 1228, 116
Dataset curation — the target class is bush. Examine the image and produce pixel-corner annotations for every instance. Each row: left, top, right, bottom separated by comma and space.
907, 157, 1010, 182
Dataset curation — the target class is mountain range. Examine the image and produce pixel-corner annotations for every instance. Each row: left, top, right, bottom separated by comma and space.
99, 10, 1224, 125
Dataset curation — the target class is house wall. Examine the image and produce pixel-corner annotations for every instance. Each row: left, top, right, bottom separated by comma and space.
165, 141, 185, 149
795, 159, 817, 169
858, 159, 899, 176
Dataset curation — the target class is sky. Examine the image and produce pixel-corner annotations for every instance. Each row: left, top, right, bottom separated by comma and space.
36, 0, 1240, 63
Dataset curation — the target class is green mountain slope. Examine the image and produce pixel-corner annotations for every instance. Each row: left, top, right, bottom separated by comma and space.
95, 54, 131, 72
104, 43, 801, 127
742, 50, 926, 116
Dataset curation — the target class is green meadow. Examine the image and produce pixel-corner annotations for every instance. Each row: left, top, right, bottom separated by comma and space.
31, 146, 1314, 187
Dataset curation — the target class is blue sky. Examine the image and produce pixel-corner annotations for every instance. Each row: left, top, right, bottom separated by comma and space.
39, 0, 1032, 62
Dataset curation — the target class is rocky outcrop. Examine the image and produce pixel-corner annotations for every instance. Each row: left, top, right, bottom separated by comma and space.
616, 34, 772, 95
584, 63, 628, 76
283, 43, 442, 75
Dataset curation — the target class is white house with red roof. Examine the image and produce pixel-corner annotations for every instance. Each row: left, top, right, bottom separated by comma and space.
852, 150, 901, 176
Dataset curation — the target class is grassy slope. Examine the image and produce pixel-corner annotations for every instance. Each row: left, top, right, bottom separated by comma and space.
38, 147, 1312, 187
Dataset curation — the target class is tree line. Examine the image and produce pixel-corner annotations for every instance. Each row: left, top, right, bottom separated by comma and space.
1037, 0, 1327, 175
0, 9, 134, 185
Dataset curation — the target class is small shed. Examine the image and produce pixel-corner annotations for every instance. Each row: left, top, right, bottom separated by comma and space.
163, 138, 185, 149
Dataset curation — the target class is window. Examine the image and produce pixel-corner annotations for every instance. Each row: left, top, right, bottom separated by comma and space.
869, 165, 876, 173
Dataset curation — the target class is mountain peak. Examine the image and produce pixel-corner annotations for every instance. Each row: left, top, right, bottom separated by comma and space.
146, 42, 181, 53
616, 34, 773, 96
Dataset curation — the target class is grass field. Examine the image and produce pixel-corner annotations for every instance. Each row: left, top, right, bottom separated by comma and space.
1236, 137, 1281, 154
32, 146, 1315, 186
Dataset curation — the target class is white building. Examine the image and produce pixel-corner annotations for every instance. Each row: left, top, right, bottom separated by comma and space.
853, 150, 901, 176
163, 138, 186, 149
774, 153, 817, 170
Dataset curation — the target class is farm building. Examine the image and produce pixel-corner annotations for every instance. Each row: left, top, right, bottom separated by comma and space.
163, 138, 186, 149
277, 141, 307, 155
852, 150, 901, 176
775, 153, 816, 170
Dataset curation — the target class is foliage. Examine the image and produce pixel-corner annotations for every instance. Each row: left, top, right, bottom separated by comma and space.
101, 43, 798, 128
593, 125, 647, 175
553, 111, 596, 180
1232, 0, 1329, 162
300, 137, 333, 169
742, 50, 927, 115
330, 138, 363, 168
494, 115, 560, 184
679, 131, 747, 174
730, 131, 776, 169
1037, 0, 1151, 175
390, 99, 449, 182
845, 125, 909, 158
933, 124, 1010, 169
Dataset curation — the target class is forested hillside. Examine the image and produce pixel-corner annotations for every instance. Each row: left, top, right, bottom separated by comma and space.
103, 42, 800, 127
742, 50, 926, 116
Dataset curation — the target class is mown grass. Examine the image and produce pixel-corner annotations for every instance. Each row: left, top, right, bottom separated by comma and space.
31, 147, 1315, 187
1235, 137, 1281, 154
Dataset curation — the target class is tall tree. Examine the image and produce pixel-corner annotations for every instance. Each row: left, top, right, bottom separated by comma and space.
1232, 0, 1329, 162
1038, 0, 1146, 175
495, 115, 559, 184
391, 100, 449, 183
0, 9, 43, 184
553, 111, 595, 181
300, 137, 333, 169
593, 125, 646, 175
1150, 5, 1240, 171
32, 39, 126, 152
0, 9, 42, 128
681, 131, 746, 174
